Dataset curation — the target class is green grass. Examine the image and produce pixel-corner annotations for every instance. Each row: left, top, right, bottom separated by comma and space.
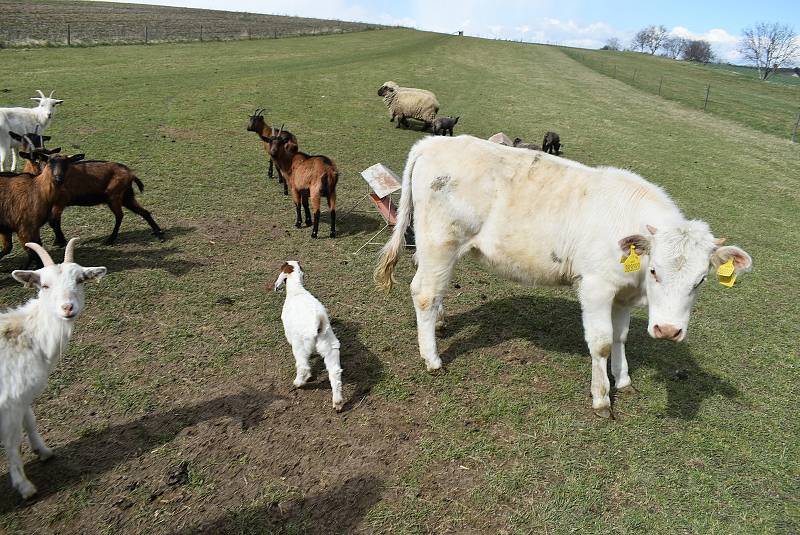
563, 47, 800, 139
0, 29, 798, 534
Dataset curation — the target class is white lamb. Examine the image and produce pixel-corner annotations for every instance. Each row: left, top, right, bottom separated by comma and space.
0, 239, 106, 499
274, 261, 344, 411
0, 90, 63, 171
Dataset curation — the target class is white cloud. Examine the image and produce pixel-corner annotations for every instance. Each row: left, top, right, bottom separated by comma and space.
670, 26, 742, 62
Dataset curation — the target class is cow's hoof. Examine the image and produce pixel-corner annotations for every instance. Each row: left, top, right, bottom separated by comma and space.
594, 407, 615, 420
617, 385, 638, 395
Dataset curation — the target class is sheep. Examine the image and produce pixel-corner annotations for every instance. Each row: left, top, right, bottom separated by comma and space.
0, 90, 63, 171
247, 108, 297, 195
542, 131, 561, 155
274, 260, 343, 411
513, 137, 541, 150
0, 238, 106, 499
432, 116, 459, 136
266, 126, 338, 239
0, 151, 84, 269
377, 82, 439, 130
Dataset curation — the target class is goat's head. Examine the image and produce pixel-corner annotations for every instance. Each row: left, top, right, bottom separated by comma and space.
274, 260, 303, 291
12, 239, 107, 321
247, 108, 266, 133
8, 130, 52, 152
19, 151, 83, 184
266, 125, 296, 158
30, 90, 63, 120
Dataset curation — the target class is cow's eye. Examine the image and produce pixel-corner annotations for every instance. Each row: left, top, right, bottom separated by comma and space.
42, 284, 50, 289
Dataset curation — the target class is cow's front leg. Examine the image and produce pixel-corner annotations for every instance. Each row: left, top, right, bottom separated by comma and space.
611, 303, 634, 392
579, 280, 615, 418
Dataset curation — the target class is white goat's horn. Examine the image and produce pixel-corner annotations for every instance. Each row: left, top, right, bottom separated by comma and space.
49, 90, 55, 98
25, 243, 55, 267
36, 90, 45, 99
64, 238, 78, 263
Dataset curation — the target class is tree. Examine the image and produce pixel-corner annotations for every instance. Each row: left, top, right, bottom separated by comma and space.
739, 22, 799, 80
631, 29, 649, 52
683, 40, 714, 63
601, 37, 621, 51
662, 36, 688, 59
645, 25, 669, 54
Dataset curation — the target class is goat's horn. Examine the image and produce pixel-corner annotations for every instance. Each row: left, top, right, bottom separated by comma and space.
36, 90, 45, 99
279, 123, 284, 134
48, 90, 55, 98
24, 243, 55, 267
64, 238, 78, 263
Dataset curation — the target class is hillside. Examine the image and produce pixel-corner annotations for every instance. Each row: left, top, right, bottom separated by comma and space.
0, 0, 385, 46
0, 28, 797, 534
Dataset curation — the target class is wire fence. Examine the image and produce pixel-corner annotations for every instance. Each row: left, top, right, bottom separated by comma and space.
564, 49, 800, 142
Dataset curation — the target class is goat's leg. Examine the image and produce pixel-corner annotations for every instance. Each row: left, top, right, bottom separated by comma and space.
1, 406, 37, 499
301, 191, 312, 227
23, 407, 52, 461
10, 148, 17, 171
123, 192, 165, 241
18, 231, 43, 269
317, 329, 344, 411
49, 205, 68, 247
290, 188, 302, 228
281, 170, 288, 195
0, 231, 12, 260
0, 146, 6, 172
268, 158, 274, 180
328, 190, 336, 238
291, 338, 314, 388
105, 200, 125, 245
310, 191, 322, 239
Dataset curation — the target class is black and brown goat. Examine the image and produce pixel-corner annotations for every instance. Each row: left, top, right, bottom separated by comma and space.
266, 126, 338, 238
542, 131, 561, 155
0, 151, 84, 268
247, 108, 298, 196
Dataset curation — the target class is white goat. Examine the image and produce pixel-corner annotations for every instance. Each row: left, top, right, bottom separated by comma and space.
0, 239, 106, 499
274, 261, 344, 411
0, 90, 63, 171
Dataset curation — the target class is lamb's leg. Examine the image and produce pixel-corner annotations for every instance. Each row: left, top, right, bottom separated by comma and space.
317, 329, 344, 411
291, 338, 314, 388
24, 407, 53, 461
1, 407, 37, 499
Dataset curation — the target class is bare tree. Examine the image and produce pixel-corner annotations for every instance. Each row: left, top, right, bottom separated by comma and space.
601, 37, 621, 51
631, 29, 648, 52
662, 36, 688, 59
739, 22, 799, 80
683, 40, 714, 63
646, 25, 669, 54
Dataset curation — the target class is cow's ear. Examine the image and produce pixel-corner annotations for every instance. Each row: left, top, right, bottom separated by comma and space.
711, 246, 752, 274
619, 234, 650, 255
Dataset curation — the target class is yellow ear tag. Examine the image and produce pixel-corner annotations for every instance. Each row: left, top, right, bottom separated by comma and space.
620, 245, 641, 273
717, 258, 736, 288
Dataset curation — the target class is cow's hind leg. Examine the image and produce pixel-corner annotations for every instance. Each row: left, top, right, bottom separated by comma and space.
578, 278, 616, 418
611, 304, 634, 392
410, 244, 459, 371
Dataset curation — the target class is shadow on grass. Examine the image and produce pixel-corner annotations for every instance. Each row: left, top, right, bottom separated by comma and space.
0, 390, 284, 513
168, 474, 382, 535
302, 320, 383, 412
335, 210, 390, 238
439, 295, 738, 420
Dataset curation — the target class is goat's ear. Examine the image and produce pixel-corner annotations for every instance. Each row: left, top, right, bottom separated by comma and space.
8, 131, 23, 142
284, 139, 298, 154
19, 151, 34, 161
78, 267, 107, 283
69, 154, 85, 163
54, 100, 64, 105
274, 272, 288, 291
12, 270, 41, 289
48, 147, 62, 154
42, 135, 52, 141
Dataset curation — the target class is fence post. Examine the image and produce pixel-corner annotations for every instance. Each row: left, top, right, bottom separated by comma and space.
632, 69, 637, 82
145, 25, 148, 44
200, 25, 203, 42
247, 27, 251, 39
792, 111, 800, 143
613, 65, 616, 78
273, 30, 277, 39
703, 84, 710, 111
67, 23, 71, 46
658, 76, 663, 96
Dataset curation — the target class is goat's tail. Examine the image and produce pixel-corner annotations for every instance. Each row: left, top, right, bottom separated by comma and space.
374, 142, 419, 292
133, 175, 144, 192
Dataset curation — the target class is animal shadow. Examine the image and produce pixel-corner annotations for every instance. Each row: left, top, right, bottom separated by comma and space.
439, 295, 738, 420
0, 390, 284, 512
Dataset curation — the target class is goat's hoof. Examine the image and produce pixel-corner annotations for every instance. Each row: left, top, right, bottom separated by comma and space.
329, 232, 336, 239
425, 358, 443, 372
103, 238, 117, 246
17, 480, 37, 500
593, 407, 615, 420
311, 233, 318, 239
294, 222, 302, 228
616, 385, 638, 395
36, 447, 54, 461
304, 221, 312, 227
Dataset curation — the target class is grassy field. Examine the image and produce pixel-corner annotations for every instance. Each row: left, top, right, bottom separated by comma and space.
564, 47, 800, 140
0, 0, 383, 46
0, 28, 798, 534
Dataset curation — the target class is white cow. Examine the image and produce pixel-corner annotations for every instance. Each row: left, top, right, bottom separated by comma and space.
375, 135, 752, 418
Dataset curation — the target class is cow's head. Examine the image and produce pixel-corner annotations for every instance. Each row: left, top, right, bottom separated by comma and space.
620, 221, 752, 342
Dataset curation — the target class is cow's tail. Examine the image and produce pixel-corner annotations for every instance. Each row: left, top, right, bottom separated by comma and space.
374, 142, 420, 292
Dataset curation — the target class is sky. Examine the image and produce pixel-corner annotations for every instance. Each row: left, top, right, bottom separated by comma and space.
109, 0, 800, 64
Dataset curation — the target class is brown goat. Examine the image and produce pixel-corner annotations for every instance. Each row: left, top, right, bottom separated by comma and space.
247, 108, 298, 196
0, 151, 84, 268
266, 126, 338, 238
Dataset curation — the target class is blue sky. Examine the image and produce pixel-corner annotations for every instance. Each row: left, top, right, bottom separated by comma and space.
112, 0, 800, 63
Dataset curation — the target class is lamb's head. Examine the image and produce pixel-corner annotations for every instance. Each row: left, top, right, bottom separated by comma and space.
12, 239, 107, 321
30, 90, 63, 121
377, 83, 397, 97
247, 108, 266, 133
274, 261, 304, 291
